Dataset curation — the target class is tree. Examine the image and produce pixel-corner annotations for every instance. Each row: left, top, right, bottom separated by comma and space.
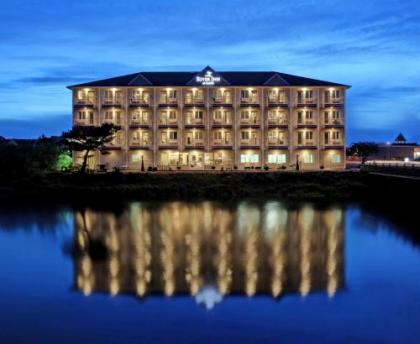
61, 124, 118, 173
347, 142, 379, 163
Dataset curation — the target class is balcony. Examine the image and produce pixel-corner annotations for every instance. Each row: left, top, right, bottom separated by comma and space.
324, 139, 344, 147
240, 96, 259, 106
184, 97, 205, 106
74, 98, 96, 107
103, 118, 122, 126
212, 139, 233, 147
240, 117, 260, 127
268, 118, 288, 127
212, 94, 232, 106
159, 140, 179, 149
74, 119, 94, 126
185, 117, 205, 127
297, 120, 317, 128
184, 139, 205, 149
159, 97, 178, 106
130, 138, 151, 148
296, 140, 317, 148
324, 118, 344, 127
130, 118, 151, 128
240, 138, 260, 148
103, 97, 122, 107
129, 97, 150, 107
267, 96, 288, 106
268, 138, 288, 147
159, 118, 178, 127
296, 97, 317, 107
324, 97, 343, 106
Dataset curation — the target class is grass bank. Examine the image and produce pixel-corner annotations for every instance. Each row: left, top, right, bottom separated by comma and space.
2, 170, 412, 203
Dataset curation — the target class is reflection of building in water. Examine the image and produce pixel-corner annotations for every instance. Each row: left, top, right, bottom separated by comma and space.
73, 202, 344, 301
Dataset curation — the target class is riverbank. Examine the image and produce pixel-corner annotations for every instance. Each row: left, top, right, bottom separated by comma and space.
2, 170, 418, 204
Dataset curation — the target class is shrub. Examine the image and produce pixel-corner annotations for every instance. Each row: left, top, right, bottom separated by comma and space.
234, 165, 238, 170
147, 166, 153, 172
211, 165, 216, 170
263, 165, 269, 171
281, 165, 286, 170
320, 165, 325, 170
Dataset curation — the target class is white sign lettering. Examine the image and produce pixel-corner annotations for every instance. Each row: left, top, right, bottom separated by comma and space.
195, 71, 221, 86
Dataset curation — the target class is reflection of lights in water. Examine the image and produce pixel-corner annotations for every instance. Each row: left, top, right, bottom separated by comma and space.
195, 285, 223, 310
110, 277, 119, 296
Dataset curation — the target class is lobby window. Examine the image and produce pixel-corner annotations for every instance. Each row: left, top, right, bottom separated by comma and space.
303, 153, 314, 164
268, 154, 286, 164
331, 153, 341, 164
131, 153, 141, 163
240, 154, 259, 163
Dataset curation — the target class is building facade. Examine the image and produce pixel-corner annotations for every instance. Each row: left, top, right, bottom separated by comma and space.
68, 66, 349, 171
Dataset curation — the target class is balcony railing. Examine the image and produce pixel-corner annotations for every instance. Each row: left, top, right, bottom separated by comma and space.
74, 119, 94, 126
213, 95, 232, 104
324, 140, 344, 146
297, 140, 316, 146
184, 97, 205, 105
159, 97, 178, 105
103, 97, 122, 106
130, 118, 151, 126
324, 118, 343, 126
268, 138, 287, 146
185, 140, 205, 147
267, 96, 288, 105
297, 120, 317, 126
240, 96, 259, 104
240, 117, 259, 125
240, 139, 260, 146
103, 118, 122, 126
324, 97, 343, 104
268, 118, 288, 125
159, 118, 178, 126
297, 98, 316, 105
74, 98, 96, 106
185, 117, 204, 125
213, 139, 233, 146
129, 97, 150, 106
130, 139, 150, 147
159, 140, 178, 146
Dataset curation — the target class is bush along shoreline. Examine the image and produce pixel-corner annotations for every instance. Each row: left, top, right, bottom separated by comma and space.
2, 170, 417, 204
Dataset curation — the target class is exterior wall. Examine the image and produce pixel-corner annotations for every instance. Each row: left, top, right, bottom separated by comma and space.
71, 85, 347, 171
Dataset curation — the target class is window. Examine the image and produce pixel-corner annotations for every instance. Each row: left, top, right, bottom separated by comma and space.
305, 131, 313, 140
105, 111, 113, 120
305, 111, 313, 120
194, 110, 204, 120
241, 90, 249, 99
305, 90, 313, 99
303, 153, 314, 164
194, 131, 203, 140
331, 154, 341, 164
105, 90, 113, 99
169, 111, 177, 120
241, 111, 250, 120
131, 153, 141, 163
332, 131, 340, 140
214, 131, 223, 140
332, 110, 340, 119
214, 110, 222, 120
169, 131, 178, 140
168, 90, 177, 99
240, 154, 259, 163
332, 90, 340, 98
241, 131, 250, 140
268, 154, 286, 164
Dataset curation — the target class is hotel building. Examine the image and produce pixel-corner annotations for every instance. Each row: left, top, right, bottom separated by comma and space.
68, 66, 349, 170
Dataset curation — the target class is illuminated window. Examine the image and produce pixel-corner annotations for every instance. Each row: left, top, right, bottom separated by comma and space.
241, 131, 250, 140
303, 153, 314, 164
169, 131, 178, 140
331, 154, 341, 164
240, 154, 259, 163
268, 154, 286, 164
131, 154, 141, 163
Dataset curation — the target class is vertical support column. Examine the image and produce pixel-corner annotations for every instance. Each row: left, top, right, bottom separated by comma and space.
179, 88, 184, 155
124, 88, 129, 168
153, 88, 158, 168
317, 87, 321, 170
97, 88, 103, 167
260, 88, 265, 167
288, 88, 295, 169
342, 87, 347, 169
206, 87, 211, 167
234, 88, 240, 168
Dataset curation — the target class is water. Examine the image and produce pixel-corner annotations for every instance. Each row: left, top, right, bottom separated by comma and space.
0, 201, 419, 344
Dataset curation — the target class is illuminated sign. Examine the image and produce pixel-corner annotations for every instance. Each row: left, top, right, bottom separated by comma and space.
195, 70, 221, 86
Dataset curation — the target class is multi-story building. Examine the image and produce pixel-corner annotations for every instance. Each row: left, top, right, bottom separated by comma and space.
68, 66, 349, 170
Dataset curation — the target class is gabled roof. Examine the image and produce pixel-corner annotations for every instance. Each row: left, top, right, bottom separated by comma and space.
67, 66, 350, 88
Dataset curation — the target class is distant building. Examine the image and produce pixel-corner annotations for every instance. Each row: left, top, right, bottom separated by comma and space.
68, 66, 349, 171
371, 133, 420, 161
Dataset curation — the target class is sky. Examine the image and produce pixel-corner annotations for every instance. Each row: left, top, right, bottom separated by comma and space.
0, 0, 419, 143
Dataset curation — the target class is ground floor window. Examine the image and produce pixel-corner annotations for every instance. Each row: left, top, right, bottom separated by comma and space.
268, 154, 286, 164
331, 153, 341, 164
303, 153, 314, 164
241, 154, 259, 163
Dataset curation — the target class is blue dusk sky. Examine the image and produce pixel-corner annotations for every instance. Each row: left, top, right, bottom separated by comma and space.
0, 0, 419, 143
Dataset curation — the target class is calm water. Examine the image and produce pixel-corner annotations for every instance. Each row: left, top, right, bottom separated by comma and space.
0, 201, 419, 344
